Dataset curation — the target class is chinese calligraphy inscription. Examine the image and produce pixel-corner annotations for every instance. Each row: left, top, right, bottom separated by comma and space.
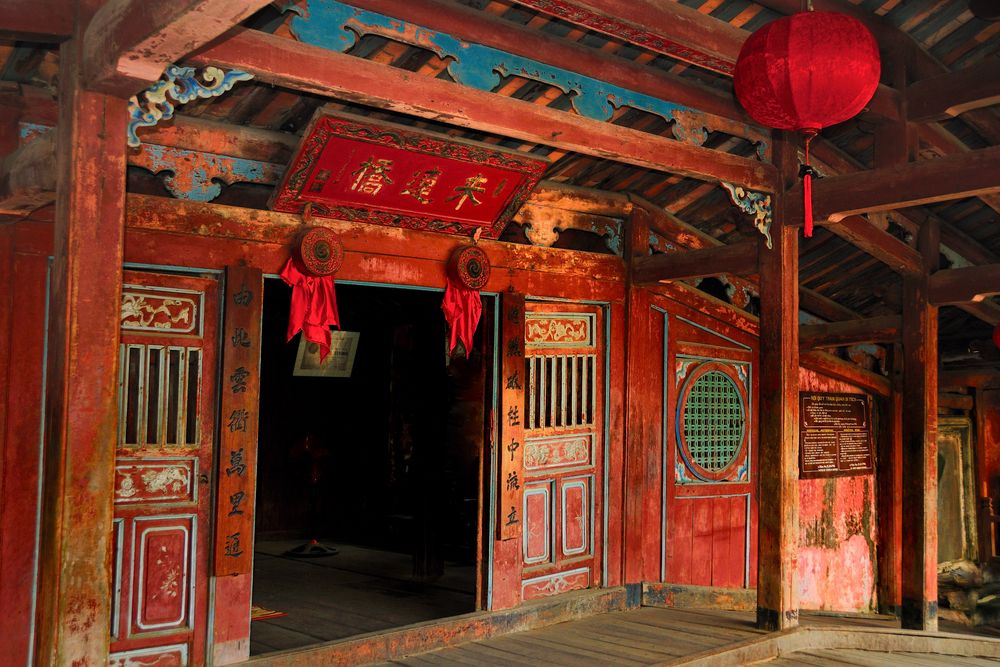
214, 265, 262, 576
498, 291, 526, 541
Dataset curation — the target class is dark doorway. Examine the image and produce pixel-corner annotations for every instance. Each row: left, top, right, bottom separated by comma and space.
250, 280, 492, 655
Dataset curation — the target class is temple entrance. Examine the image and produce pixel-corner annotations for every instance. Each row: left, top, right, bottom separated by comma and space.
250, 281, 492, 655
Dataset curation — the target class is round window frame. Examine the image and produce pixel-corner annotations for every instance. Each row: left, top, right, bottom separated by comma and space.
676, 361, 749, 482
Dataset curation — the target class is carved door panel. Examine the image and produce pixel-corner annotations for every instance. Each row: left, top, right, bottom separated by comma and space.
663, 312, 757, 589
110, 271, 219, 665
520, 302, 604, 600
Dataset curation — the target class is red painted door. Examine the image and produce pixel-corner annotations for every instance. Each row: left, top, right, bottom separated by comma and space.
520, 301, 604, 600
110, 270, 219, 666
661, 306, 758, 589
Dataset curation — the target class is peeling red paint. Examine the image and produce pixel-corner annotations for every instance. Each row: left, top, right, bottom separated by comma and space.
797, 368, 878, 612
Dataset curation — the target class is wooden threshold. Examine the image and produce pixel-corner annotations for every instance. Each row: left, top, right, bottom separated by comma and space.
240, 586, 634, 666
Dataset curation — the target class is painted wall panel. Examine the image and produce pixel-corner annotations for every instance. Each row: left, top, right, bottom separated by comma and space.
797, 368, 878, 612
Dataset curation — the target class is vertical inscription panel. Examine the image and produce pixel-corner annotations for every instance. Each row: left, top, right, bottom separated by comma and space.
499, 291, 527, 541
214, 265, 263, 576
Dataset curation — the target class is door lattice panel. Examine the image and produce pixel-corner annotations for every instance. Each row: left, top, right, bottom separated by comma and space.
682, 370, 744, 472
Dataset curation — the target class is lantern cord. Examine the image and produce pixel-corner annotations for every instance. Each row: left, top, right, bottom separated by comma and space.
799, 130, 818, 238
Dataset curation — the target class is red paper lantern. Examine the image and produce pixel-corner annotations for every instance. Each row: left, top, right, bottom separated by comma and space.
993, 323, 1000, 351
734, 12, 880, 237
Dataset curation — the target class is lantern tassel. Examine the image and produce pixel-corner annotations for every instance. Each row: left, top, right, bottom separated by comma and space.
800, 130, 818, 238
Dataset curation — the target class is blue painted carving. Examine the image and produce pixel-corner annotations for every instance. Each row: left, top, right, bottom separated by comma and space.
131, 144, 285, 201
127, 65, 254, 147
288, 1, 769, 153
592, 219, 622, 255
17, 121, 280, 202
720, 182, 773, 250
648, 231, 677, 254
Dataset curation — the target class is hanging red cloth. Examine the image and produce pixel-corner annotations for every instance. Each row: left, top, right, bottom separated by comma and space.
280, 257, 340, 361
443, 245, 490, 358
442, 275, 482, 357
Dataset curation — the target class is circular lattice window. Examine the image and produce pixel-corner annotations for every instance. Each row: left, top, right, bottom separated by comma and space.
677, 362, 748, 482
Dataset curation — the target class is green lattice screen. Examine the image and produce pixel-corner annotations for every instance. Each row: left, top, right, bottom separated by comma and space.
682, 370, 745, 472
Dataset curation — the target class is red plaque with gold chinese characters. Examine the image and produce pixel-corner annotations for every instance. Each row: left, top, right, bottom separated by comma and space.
269, 108, 549, 238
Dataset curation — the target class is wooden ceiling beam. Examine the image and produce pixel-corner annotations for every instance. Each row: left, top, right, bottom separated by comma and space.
83, 0, 274, 98
506, 0, 899, 119
0, 0, 72, 41
800, 315, 901, 349
788, 145, 1000, 223
801, 350, 891, 397
632, 240, 759, 286
823, 215, 923, 277
907, 59, 1000, 123
509, 0, 745, 76
345, 0, 753, 125
630, 195, 863, 322
191, 29, 777, 190
940, 368, 1000, 390
928, 264, 1000, 306
957, 301, 1000, 327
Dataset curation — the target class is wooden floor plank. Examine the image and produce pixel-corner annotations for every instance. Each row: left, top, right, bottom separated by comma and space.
557, 625, 684, 658
512, 631, 654, 664
440, 642, 543, 666
631, 607, 760, 634
578, 622, 710, 656
621, 609, 760, 642
481, 636, 592, 666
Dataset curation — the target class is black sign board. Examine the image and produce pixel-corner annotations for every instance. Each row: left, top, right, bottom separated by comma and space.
799, 392, 874, 478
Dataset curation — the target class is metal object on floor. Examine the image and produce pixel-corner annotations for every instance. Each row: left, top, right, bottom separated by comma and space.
283, 539, 340, 558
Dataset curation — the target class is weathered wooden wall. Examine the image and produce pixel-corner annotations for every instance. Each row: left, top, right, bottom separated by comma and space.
797, 369, 879, 613
0, 222, 53, 667
0, 197, 628, 662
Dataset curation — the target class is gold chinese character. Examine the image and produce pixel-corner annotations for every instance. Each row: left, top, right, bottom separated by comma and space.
447, 174, 487, 210
351, 157, 394, 196
401, 168, 441, 204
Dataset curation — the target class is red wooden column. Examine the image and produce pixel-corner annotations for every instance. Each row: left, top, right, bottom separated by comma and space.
873, 65, 914, 618
876, 345, 904, 614
757, 132, 799, 631
34, 2, 128, 663
623, 203, 658, 585
900, 219, 940, 631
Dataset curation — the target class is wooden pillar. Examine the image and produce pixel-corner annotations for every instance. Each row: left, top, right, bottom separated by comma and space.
34, 1, 128, 663
756, 132, 799, 631
623, 204, 655, 584
876, 345, 904, 614
975, 387, 994, 563
900, 219, 939, 631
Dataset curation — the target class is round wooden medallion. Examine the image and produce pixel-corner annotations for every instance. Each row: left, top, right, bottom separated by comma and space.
297, 227, 343, 276
449, 245, 490, 290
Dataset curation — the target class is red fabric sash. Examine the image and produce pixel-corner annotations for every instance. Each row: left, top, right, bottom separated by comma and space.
442, 275, 482, 357
280, 257, 340, 360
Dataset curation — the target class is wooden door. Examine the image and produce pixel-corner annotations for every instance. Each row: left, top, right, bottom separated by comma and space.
520, 302, 604, 599
110, 271, 219, 666
663, 312, 757, 589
